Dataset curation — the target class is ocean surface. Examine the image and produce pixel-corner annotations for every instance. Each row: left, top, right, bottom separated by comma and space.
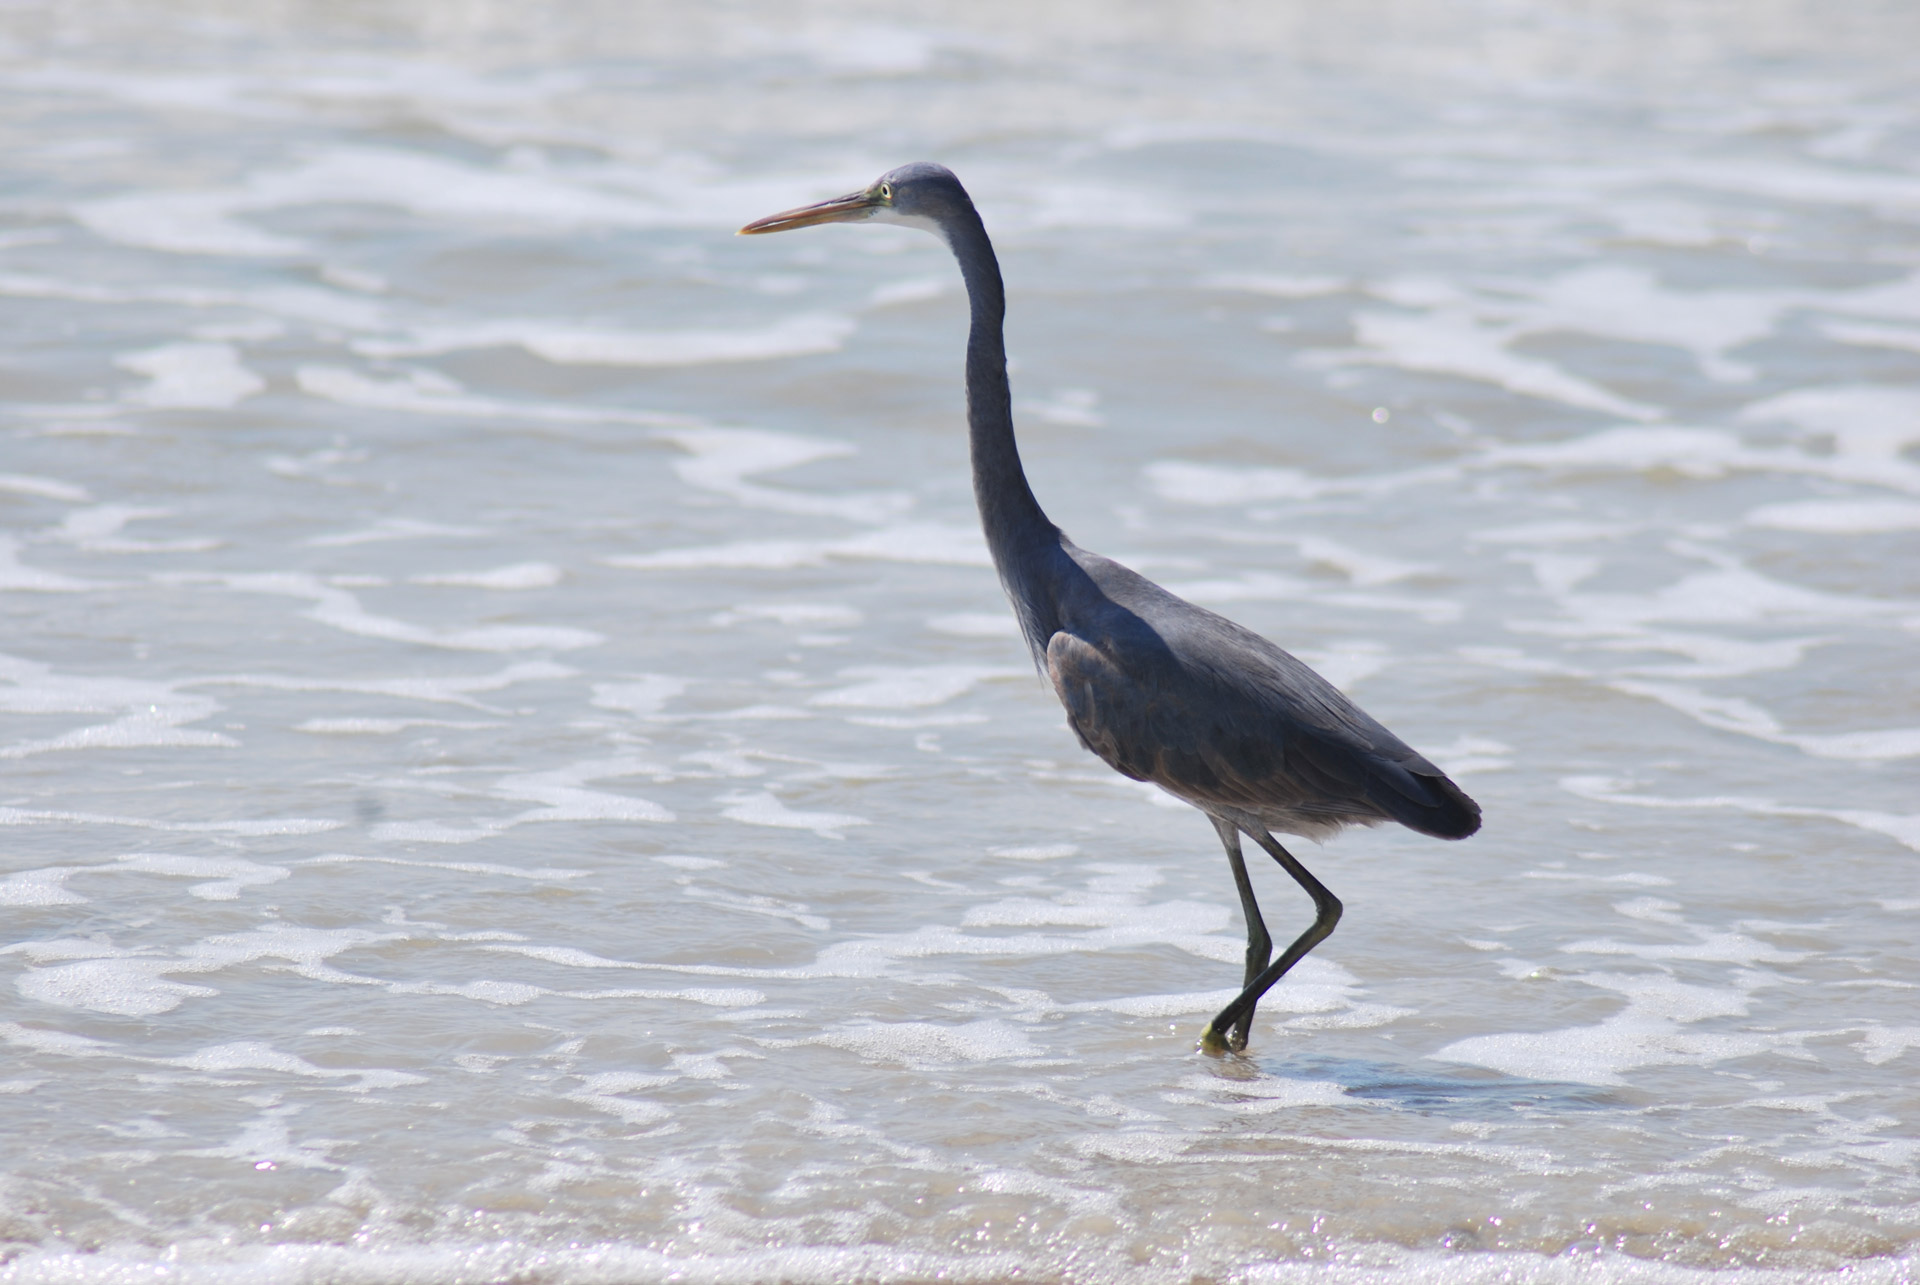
1, 2, 1917, 1281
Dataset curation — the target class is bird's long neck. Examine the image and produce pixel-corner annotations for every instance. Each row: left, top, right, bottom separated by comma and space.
942, 205, 1059, 605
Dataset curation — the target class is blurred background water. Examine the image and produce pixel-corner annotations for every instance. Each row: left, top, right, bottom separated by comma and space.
1, 2, 1917, 1281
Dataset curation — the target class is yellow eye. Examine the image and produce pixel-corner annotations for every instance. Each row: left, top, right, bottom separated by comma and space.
880, 183, 892, 200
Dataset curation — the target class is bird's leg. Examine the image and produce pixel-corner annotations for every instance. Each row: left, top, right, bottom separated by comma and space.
1202, 817, 1270, 1054
1204, 827, 1342, 1053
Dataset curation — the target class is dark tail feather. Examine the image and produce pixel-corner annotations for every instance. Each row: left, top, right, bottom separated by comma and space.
1369, 761, 1482, 840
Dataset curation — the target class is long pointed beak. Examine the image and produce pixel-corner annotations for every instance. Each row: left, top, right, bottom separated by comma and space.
738, 190, 878, 235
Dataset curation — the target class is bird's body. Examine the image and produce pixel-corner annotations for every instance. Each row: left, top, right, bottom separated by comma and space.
1036, 542, 1479, 843
742, 163, 1479, 1052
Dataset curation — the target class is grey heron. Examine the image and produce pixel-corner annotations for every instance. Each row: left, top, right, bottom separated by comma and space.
740, 163, 1480, 1053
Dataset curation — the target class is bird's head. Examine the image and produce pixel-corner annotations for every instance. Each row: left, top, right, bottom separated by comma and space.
738, 162, 968, 239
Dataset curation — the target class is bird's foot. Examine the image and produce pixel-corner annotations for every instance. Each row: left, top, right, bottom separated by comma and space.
1197, 1023, 1248, 1057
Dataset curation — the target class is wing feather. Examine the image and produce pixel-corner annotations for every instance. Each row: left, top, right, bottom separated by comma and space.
1045, 624, 1480, 840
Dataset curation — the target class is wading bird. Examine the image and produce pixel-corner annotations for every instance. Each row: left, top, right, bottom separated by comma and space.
741, 164, 1479, 1053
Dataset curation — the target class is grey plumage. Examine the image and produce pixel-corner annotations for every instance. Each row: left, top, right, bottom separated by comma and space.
741, 162, 1480, 1052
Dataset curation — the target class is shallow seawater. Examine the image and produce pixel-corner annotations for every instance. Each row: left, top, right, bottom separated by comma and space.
1, 2, 1917, 1281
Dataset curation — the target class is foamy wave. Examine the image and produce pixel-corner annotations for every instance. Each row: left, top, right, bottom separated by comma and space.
0, 1241, 1037, 1285
203, 659, 574, 713
171, 571, 603, 652
410, 562, 564, 590
657, 427, 909, 522
0, 651, 235, 759
1432, 968, 1790, 1088
717, 790, 868, 839
0, 1239, 1910, 1285
71, 143, 697, 257
606, 523, 990, 570
1747, 498, 1920, 533
357, 312, 855, 367
809, 664, 1021, 709
0, 546, 97, 597
804, 1018, 1040, 1064
295, 364, 690, 426
1303, 306, 1661, 419
117, 342, 262, 408
45, 504, 219, 553
362, 757, 674, 844
1562, 775, 1920, 853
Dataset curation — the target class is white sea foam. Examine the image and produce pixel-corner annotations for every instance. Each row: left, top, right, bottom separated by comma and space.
0, 537, 98, 593
1066, 988, 1237, 1017
684, 884, 829, 931
1561, 775, 1920, 853
489, 759, 675, 825
0, 867, 87, 907
789, 24, 947, 73
44, 504, 219, 553
75, 189, 308, 256
1164, 1070, 1351, 1112
1520, 546, 1903, 632
606, 522, 990, 570
1488, 421, 1920, 493
0, 269, 392, 331
869, 276, 948, 306
13, 954, 220, 1018
174, 571, 603, 651
1302, 306, 1660, 419
1824, 318, 1920, 353
306, 518, 483, 547
1024, 180, 1186, 230
566, 1071, 674, 1124
72, 144, 684, 257
1017, 387, 1104, 427
1747, 497, 1920, 533
1487, 264, 1787, 382
926, 611, 1019, 637
117, 342, 262, 408
0, 1241, 1044, 1285
656, 427, 908, 522
1739, 384, 1920, 465
358, 312, 856, 366
0, 806, 338, 836
201, 659, 574, 711
295, 364, 690, 426
0, 472, 90, 502
1142, 459, 1454, 506
1424, 734, 1515, 776
10, 922, 396, 1017
1607, 678, 1920, 761
590, 675, 689, 717
408, 561, 563, 589
713, 602, 863, 628
986, 843, 1079, 860
0, 652, 235, 759
809, 664, 1020, 709
167, 1039, 425, 1087
359, 758, 673, 844
716, 790, 868, 839
1203, 272, 1348, 298
309, 854, 584, 880
1469, 519, 1638, 544
108, 853, 290, 901
806, 1018, 1040, 1064
1432, 969, 1788, 1087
